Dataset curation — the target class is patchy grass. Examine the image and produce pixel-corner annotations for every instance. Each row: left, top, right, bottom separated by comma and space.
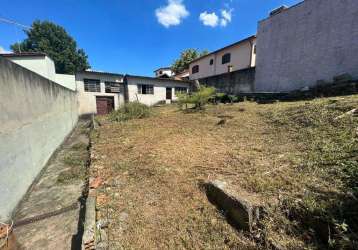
91, 95, 358, 249
109, 101, 152, 122
57, 142, 89, 184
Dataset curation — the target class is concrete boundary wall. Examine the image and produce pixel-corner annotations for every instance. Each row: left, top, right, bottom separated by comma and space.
0, 57, 78, 221
198, 67, 255, 95
255, 0, 358, 92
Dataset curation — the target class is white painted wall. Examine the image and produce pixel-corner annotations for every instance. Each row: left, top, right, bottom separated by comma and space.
126, 77, 190, 106
6, 55, 76, 90
255, 0, 358, 92
0, 57, 78, 221
76, 72, 124, 115
189, 37, 256, 80
155, 68, 174, 77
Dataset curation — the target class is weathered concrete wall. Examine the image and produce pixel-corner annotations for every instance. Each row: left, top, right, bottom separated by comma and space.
198, 67, 255, 94
255, 0, 358, 92
0, 57, 78, 221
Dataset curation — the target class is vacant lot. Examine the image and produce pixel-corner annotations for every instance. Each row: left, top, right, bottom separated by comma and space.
91, 95, 358, 249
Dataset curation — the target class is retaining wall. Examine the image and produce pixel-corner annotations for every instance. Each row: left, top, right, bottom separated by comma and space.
0, 56, 78, 221
255, 0, 358, 92
198, 67, 255, 94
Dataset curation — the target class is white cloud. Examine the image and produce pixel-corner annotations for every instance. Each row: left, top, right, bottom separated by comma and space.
0, 46, 10, 54
199, 11, 219, 27
155, 0, 189, 28
199, 8, 233, 28
220, 9, 233, 27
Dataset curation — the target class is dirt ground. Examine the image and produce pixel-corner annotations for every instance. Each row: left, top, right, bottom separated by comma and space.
91, 101, 297, 250
91, 96, 358, 249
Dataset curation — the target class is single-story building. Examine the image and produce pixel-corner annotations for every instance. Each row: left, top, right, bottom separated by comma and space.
75, 70, 125, 115
124, 75, 192, 106
189, 35, 257, 81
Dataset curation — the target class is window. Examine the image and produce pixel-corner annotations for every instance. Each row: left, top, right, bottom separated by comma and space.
253, 45, 257, 54
138, 84, 154, 94
222, 53, 231, 64
105, 81, 121, 93
84, 79, 100, 92
175, 87, 188, 95
192, 65, 199, 74
209, 59, 214, 65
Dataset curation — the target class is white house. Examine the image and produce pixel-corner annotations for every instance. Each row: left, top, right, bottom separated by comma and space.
75, 70, 125, 115
189, 35, 257, 80
124, 75, 191, 106
0, 52, 76, 90
154, 67, 174, 78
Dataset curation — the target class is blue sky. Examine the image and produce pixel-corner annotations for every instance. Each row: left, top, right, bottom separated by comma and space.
0, 0, 300, 76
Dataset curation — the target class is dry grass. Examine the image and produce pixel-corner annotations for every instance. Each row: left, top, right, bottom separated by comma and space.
91, 95, 358, 249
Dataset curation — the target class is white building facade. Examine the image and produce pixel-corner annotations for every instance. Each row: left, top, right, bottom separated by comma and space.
154, 67, 174, 78
189, 36, 256, 80
124, 75, 191, 106
75, 71, 125, 115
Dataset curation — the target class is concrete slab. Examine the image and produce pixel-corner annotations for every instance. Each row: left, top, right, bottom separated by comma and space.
11, 120, 91, 249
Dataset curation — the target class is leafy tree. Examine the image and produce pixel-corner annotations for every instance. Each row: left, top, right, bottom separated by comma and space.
11, 20, 90, 74
171, 49, 208, 74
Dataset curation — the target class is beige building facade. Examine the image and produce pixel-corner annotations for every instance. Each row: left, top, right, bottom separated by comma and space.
75, 71, 124, 115
189, 36, 256, 80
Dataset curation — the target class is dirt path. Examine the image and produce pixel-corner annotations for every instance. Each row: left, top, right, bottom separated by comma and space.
91, 103, 293, 249
11, 120, 91, 250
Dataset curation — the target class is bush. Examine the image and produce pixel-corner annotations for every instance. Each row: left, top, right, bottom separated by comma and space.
109, 102, 151, 122
177, 86, 216, 110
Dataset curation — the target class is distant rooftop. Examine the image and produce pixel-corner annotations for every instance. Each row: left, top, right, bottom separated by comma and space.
77, 69, 124, 77
0, 52, 47, 58
154, 67, 172, 72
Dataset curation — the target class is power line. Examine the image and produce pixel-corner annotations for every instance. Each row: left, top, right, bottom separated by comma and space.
0, 17, 30, 29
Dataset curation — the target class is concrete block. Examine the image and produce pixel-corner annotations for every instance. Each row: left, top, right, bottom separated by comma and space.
82, 195, 96, 250
204, 180, 262, 232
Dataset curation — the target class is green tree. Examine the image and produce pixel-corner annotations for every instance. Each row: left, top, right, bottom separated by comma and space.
11, 20, 90, 74
171, 49, 208, 74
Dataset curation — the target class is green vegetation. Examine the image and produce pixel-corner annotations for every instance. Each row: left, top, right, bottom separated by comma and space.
11, 20, 89, 74
177, 86, 216, 110
109, 102, 152, 122
262, 97, 358, 249
171, 48, 208, 74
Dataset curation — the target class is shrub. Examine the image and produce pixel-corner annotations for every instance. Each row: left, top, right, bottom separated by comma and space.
109, 102, 151, 122
177, 86, 216, 110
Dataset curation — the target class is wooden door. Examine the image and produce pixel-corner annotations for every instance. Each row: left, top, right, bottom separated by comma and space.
166, 87, 172, 100
96, 97, 114, 115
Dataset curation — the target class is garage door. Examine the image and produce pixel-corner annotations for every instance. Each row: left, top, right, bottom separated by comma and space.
96, 96, 114, 115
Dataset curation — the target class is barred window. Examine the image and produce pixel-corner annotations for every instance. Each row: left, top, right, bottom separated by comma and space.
105, 81, 121, 93
84, 79, 101, 92
222, 53, 231, 64
192, 65, 199, 74
138, 84, 154, 95
175, 87, 188, 95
